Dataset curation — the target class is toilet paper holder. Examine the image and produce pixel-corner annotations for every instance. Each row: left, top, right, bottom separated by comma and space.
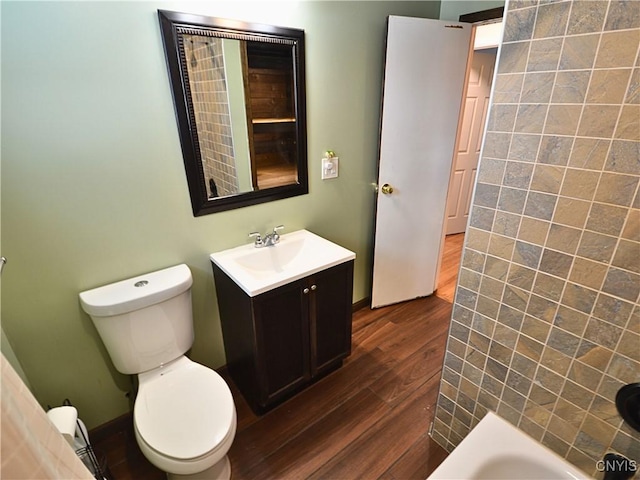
46, 405, 78, 447
47, 400, 109, 480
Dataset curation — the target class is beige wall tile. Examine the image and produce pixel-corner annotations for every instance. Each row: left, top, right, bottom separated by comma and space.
602, 267, 640, 302
545, 104, 581, 135
524, 192, 557, 221
587, 69, 632, 104
577, 341, 614, 372
494, 211, 522, 238
494, 73, 524, 104
465, 227, 491, 252
518, 216, 550, 244
509, 134, 542, 162
594, 173, 639, 207
578, 104, 621, 138
539, 249, 574, 278
606, 0, 640, 30
567, 1, 608, 35
503, 6, 536, 42
586, 202, 629, 236
531, 164, 564, 194
507, 268, 536, 296
607, 353, 640, 384
615, 105, 640, 141
605, 140, 640, 174
539, 135, 573, 165
533, 2, 570, 39
434, 0, 640, 470
593, 293, 635, 327
521, 72, 556, 103
617, 330, 640, 361
515, 104, 548, 133
528, 38, 563, 72
498, 41, 531, 74
533, 272, 566, 302
547, 223, 582, 254
622, 210, 640, 242
551, 70, 590, 104
569, 257, 608, 290
488, 104, 519, 132
568, 138, 610, 170
625, 68, 640, 103
560, 34, 600, 70
578, 230, 618, 263
553, 197, 590, 228
616, 255, 640, 292
560, 168, 600, 200
478, 158, 506, 183
595, 30, 640, 68
628, 308, 640, 333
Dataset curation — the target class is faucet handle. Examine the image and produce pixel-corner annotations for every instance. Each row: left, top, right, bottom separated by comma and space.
273, 225, 284, 242
249, 232, 264, 247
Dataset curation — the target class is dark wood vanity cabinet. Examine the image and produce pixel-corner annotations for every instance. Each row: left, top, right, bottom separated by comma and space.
212, 261, 354, 414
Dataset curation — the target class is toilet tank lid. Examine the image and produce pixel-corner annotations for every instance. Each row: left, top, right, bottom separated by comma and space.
79, 264, 193, 317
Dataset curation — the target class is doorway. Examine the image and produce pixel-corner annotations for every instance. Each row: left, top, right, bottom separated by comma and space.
436, 14, 502, 304
370, 10, 503, 308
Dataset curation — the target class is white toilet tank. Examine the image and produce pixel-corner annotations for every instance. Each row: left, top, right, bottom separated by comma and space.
79, 264, 194, 375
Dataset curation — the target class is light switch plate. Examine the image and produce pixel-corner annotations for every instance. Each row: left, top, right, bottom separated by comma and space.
321, 157, 339, 179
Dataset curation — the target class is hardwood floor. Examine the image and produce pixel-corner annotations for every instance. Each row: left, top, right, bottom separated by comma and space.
91, 234, 464, 480
435, 233, 464, 304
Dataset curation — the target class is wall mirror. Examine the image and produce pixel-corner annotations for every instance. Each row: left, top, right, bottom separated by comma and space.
158, 10, 308, 216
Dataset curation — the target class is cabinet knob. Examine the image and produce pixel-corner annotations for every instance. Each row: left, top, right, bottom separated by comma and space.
303, 288, 310, 294
310, 284, 317, 291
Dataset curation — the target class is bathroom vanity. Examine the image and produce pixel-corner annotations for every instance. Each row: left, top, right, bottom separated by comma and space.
210, 230, 355, 413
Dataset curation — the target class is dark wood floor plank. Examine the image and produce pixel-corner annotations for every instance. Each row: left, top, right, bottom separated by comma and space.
350, 317, 398, 359
369, 330, 447, 407
384, 433, 449, 479
229, 348, 392, 472
436, 233, 464, 303
308, 376, 439, 480
352, 301, 395, 330
240, 388, 391, 479
376, 298, 452, 363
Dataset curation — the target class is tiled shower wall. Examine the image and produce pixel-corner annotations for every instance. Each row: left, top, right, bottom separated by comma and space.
432, 0, 639, 476
183, 36, 239, 198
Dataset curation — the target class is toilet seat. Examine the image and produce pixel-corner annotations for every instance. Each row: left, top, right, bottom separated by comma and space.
134, 358, 235, 461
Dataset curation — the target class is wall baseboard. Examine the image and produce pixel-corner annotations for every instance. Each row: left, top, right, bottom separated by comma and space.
353, 297, 370, 312
88, 411, 133, 444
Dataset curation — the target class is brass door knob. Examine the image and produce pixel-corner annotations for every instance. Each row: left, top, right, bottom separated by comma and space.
381, 183, 394, 195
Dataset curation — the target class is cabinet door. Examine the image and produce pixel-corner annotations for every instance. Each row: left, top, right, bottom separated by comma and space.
253, 280, 311, 407
309, 262, 354, 376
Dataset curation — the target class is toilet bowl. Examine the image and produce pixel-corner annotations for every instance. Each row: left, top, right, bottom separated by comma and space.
79, 264, 236, 479
134, 356, 236, 479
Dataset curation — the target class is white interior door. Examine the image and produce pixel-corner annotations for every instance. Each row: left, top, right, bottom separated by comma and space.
371, 16, 472, 308
446, 49, 496, 234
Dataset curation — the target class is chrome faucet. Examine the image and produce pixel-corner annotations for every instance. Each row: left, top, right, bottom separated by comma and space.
249, 225, 284, 248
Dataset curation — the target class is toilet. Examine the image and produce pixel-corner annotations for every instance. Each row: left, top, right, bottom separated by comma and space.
79, 264, 236, 480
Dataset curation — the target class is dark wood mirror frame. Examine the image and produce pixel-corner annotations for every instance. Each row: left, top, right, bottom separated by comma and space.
158, 10, 308, 216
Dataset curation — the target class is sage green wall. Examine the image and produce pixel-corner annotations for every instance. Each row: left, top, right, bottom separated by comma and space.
1, 1, 440, 428
439, 0, 505, 21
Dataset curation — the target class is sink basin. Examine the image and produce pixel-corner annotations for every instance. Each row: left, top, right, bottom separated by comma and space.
210, 229, 355, 296
428, 412, 592, 479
